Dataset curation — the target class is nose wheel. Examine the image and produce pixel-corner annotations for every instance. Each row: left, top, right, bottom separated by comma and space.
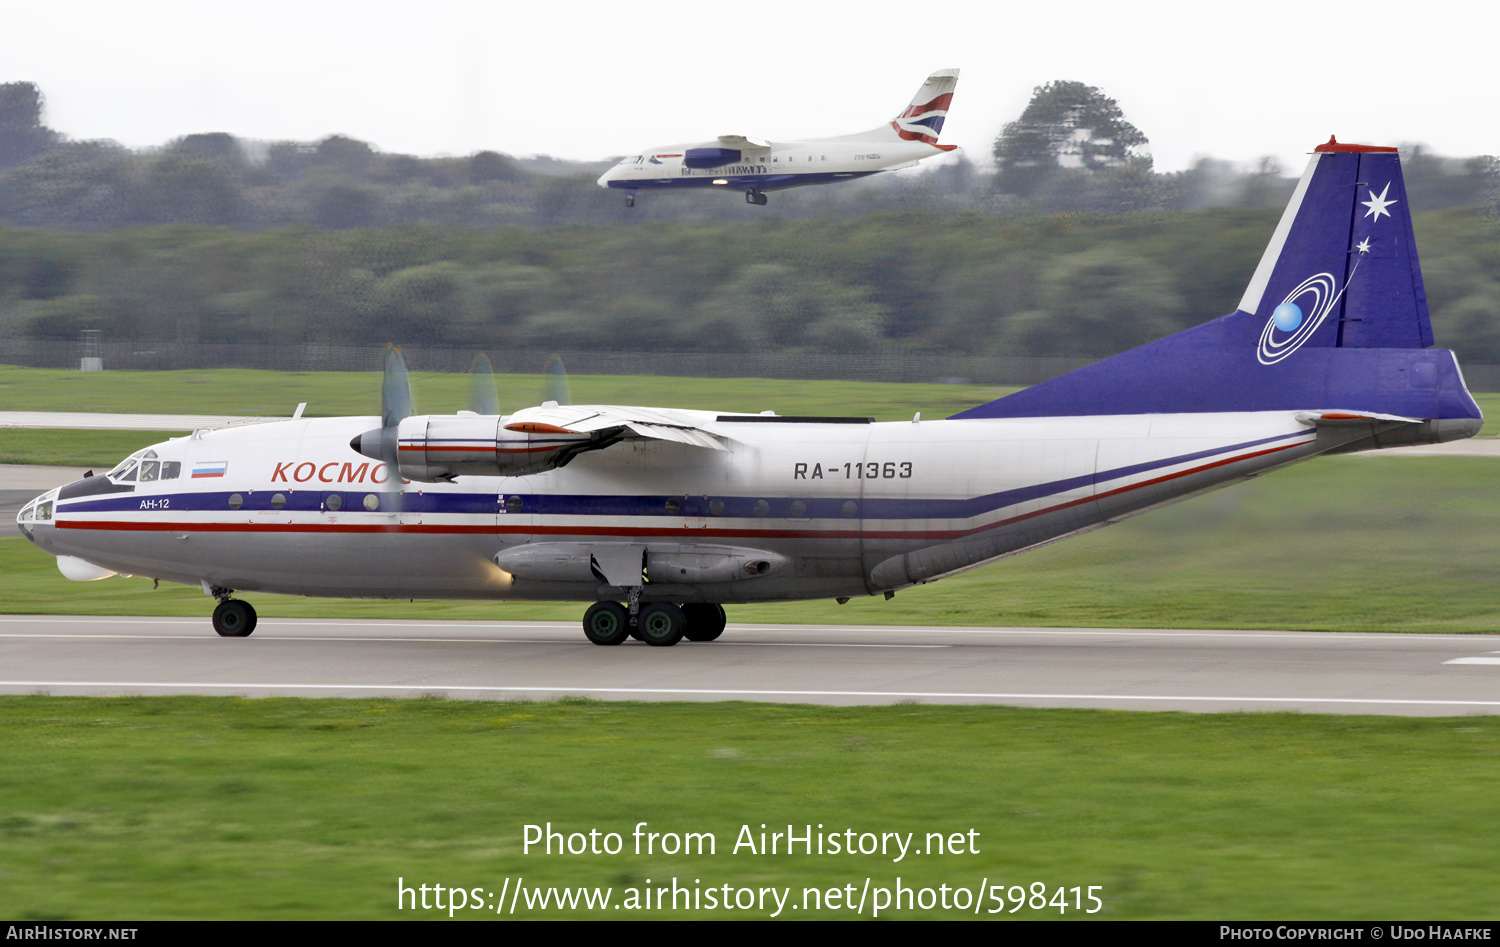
212, 598, 257, 637
745, 188, 767, 206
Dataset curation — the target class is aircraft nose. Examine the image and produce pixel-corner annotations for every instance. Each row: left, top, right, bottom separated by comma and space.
15, 488, 56, 543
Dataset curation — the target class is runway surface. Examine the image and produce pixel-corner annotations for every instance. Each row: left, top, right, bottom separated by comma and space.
3, 615, 1497, 716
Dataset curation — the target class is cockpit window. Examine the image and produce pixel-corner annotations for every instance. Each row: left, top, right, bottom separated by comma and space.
114, 464, 137, 482
161, 461, 181, 480
139, 460, 160, 482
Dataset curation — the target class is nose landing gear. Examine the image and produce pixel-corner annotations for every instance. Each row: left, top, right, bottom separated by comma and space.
745, 188, 767, 206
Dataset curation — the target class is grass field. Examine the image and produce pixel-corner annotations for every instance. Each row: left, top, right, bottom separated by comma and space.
6, 455, 1500, 633
1, 696, 1496, 920
5, 366, 1499, 921
0, 364, 1010, 422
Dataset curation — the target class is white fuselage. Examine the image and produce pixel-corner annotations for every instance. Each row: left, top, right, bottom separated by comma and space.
597, 133, 948, 193
23, 409, 1342, 604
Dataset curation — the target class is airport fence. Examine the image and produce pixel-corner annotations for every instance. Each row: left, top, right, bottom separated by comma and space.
3, 339, 1499, 391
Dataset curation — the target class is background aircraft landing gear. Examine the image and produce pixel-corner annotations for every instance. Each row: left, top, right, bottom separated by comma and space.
745, 188, 767, 206
583, 601, 630, 645
212, 598, 257, 637
681, 603, 726, 642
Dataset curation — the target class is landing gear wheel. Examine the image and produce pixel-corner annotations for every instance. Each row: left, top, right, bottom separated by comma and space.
583, 601, 630, 646
638, 602, 687, 647
682, 603, 727, 642
746, 188, 767, 206
212, 599, 257, 637
625, 193, 636, 208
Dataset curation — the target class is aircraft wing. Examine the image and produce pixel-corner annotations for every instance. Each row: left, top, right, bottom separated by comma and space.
717, 135, 771, 151
506, 404, 731, 451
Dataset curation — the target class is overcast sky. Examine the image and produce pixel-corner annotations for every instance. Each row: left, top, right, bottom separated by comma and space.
4, 0, 1494, 174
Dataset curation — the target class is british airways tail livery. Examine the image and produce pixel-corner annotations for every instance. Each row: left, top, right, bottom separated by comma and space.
19, 138, 1481, 645
597, 69, 960, 206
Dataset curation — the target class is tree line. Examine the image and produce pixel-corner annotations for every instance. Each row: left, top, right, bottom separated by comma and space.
3, 80, 1496, 230
2, 208, 1496, 363
0, 79, 1496, 364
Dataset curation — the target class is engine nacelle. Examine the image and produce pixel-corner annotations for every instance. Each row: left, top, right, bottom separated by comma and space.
352, 415, 595, 482
494, 542, 786, 586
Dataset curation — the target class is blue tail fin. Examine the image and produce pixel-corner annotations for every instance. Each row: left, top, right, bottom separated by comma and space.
954, 138, 1479, 423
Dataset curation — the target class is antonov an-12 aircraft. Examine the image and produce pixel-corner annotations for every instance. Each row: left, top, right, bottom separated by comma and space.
597, 69, 960, 206
18, 138, 1482, 646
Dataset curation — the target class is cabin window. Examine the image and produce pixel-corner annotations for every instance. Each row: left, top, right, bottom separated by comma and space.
708, 498, 725, 516
752, 499, 770, 517
228, 494, 244, 510
788, 500, 808, 518
365, 494, 382, 512
664, 497, 681, 515
841, 500, 858, 517
270, 493, 287, 510
504, 495, 522, 513
325, 494, 343, 512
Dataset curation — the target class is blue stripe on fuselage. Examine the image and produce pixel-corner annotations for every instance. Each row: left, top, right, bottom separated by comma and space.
605, 171, 880, 192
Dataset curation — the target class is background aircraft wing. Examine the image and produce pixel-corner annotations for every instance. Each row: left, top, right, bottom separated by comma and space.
717, 135, 771, 151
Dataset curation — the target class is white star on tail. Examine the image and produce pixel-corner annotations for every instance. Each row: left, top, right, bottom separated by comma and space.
1362, 183, 1398, 221
1356, 238, 1372, 254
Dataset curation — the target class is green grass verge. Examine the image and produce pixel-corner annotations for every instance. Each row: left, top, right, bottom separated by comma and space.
1, 696, 1496, 920
7, 456, 1500, 632
0, 364, 1008, 421
0, 428, 192, 468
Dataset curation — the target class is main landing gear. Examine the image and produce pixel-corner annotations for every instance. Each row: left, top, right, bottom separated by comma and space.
211, 596, 257, 637
582, 601, 726, 647
745, 188, 768, 206
625, 190, 637, 207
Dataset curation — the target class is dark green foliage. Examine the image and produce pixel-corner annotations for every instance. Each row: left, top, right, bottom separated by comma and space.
1, 208, 1495, 361
994, 80, 1150, 201
0, 81, 58, 168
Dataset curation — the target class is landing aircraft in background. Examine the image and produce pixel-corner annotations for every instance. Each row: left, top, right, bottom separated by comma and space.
19, 138, 1482, 646
597, 69, 960, 206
